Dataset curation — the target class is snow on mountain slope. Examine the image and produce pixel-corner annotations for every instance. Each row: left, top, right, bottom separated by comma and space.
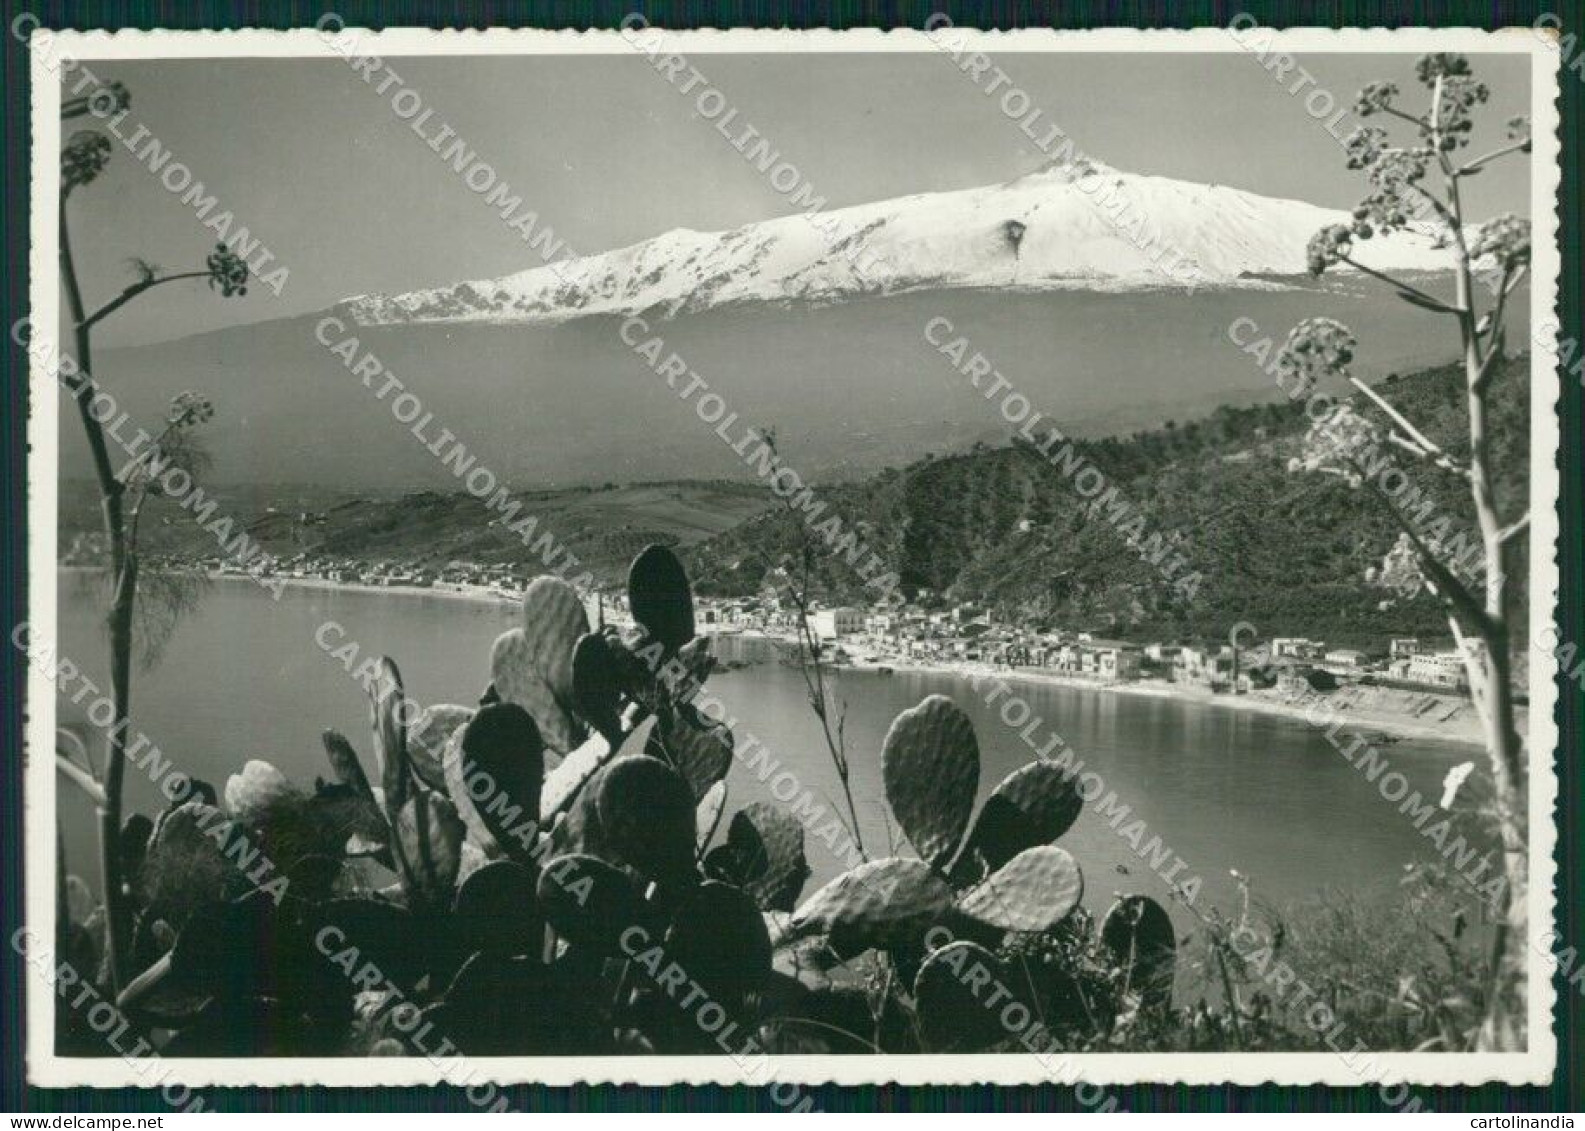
341, 159, 1449, 327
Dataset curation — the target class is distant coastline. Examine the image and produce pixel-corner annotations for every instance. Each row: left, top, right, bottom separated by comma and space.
172, 571, 1496, 748
734, 630, 1494, 748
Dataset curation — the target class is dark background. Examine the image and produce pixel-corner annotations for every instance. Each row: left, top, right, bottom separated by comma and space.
2, 0, 1579, 1114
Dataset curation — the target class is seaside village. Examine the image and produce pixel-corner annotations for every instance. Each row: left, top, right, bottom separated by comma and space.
702, 596, 1475, 700
189, 549, 1484, 708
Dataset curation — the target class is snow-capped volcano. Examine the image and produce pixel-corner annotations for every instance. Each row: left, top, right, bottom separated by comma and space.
341, 159, 1448, 327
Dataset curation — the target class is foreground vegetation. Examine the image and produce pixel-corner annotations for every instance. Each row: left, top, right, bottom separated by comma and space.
56, 547, 1510, 1058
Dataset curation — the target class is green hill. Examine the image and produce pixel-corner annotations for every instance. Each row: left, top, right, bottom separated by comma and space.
58, 356, 1528, 649
59, 479, 776, 585
683, 355, 1530, 647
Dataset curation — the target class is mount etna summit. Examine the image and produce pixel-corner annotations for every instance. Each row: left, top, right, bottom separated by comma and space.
93, 161, 1475, 488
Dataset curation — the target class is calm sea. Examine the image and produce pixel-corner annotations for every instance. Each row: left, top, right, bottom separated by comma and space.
54, 576, 1488, 932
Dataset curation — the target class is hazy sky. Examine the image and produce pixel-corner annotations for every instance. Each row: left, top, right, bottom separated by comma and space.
63, 50, 1532, 347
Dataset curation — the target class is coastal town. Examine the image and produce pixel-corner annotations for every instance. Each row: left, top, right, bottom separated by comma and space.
184, 549, 1486, 709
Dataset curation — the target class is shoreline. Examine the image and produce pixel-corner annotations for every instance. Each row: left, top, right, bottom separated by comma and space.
241, 573, 523, 606
895, 661, 1489, 747
727, 630, 1493, 748
187, 572, 1492, 747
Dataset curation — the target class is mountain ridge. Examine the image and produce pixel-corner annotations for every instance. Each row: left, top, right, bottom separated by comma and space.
338, 160, 1451, 329
81, 162, 1486, 491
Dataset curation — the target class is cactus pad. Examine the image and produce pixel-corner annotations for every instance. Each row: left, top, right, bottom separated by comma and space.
956, 845, 1082, 933
957, 760, 1083, 876
1100, 894, 1176, 1008
664, 881, 773, 1002
536, 853, 644, 954
491, 627, 587, 753
407, 704, 475, 794
648, 709, 733, 802
913, 939, 1012, 1051
725, 801, 810, 913
627, 544, 695, 652
594, 755, 697, 886
223, 759, 298, 827
321, 729, 375, 805
393, 789, 466, 910
450, 703, 545, 863
520, 575, 589, 707
139, 801, 237, 917
368, 656, 411, 815
881, 695, 979, 870
790, 857, 953, 954
452, 859, 542, 958
571, 632, 625, 743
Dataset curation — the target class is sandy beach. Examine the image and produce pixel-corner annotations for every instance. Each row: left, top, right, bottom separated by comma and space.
719, 629, 1494, 747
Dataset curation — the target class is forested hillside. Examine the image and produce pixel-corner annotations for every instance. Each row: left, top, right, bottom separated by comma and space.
685, 355, 1530, 646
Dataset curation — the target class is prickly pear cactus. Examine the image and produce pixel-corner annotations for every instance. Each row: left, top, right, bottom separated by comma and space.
520, 575, 590, 710
1100, 894, 1177, 1009
695, 779, 727, 852
536, 853, 644, 955
368, 656, 411, 815
452, 859, 542, 959
407, 704, 475, 795
627, 544, 695, 653
913, 939, 1012, 1051
709, 801, 810, 913
138, 801, 238, 919
791, 857, 953, 955
956, 760, 1083, 877
571, 631, 625, 743
956, 845, 1083, 933
321, 729, 375, 804
647, 708, 733, 803
446, 703, 544, 863
491, 628, 587, 754
393, 789, 465, 910
223, 759, 298, 827
593, 755, 697, 887
663, 881, 773, 1002
882, 695, 979, 870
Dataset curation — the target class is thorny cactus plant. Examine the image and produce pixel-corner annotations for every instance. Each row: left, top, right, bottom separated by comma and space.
86, 545, 764, 1056
74, 544, 1183, 1057
769, 693, 1179, 1052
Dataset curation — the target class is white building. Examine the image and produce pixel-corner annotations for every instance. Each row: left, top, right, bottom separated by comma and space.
1323, 648, 1367, 671
1408, 650, 1469, 690
811, 607, 866, 640
1272, 637, 1325, 660
1390, 637, 1422, 659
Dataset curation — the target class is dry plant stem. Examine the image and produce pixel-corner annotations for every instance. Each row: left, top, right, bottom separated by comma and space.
1442, 120, 1527, 1047
1212, 937, 1244, 1050
1341, 74, 1528, 1048
789, 572, 868, 862
751, 429, 868, 858
59, 199, 137, 996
